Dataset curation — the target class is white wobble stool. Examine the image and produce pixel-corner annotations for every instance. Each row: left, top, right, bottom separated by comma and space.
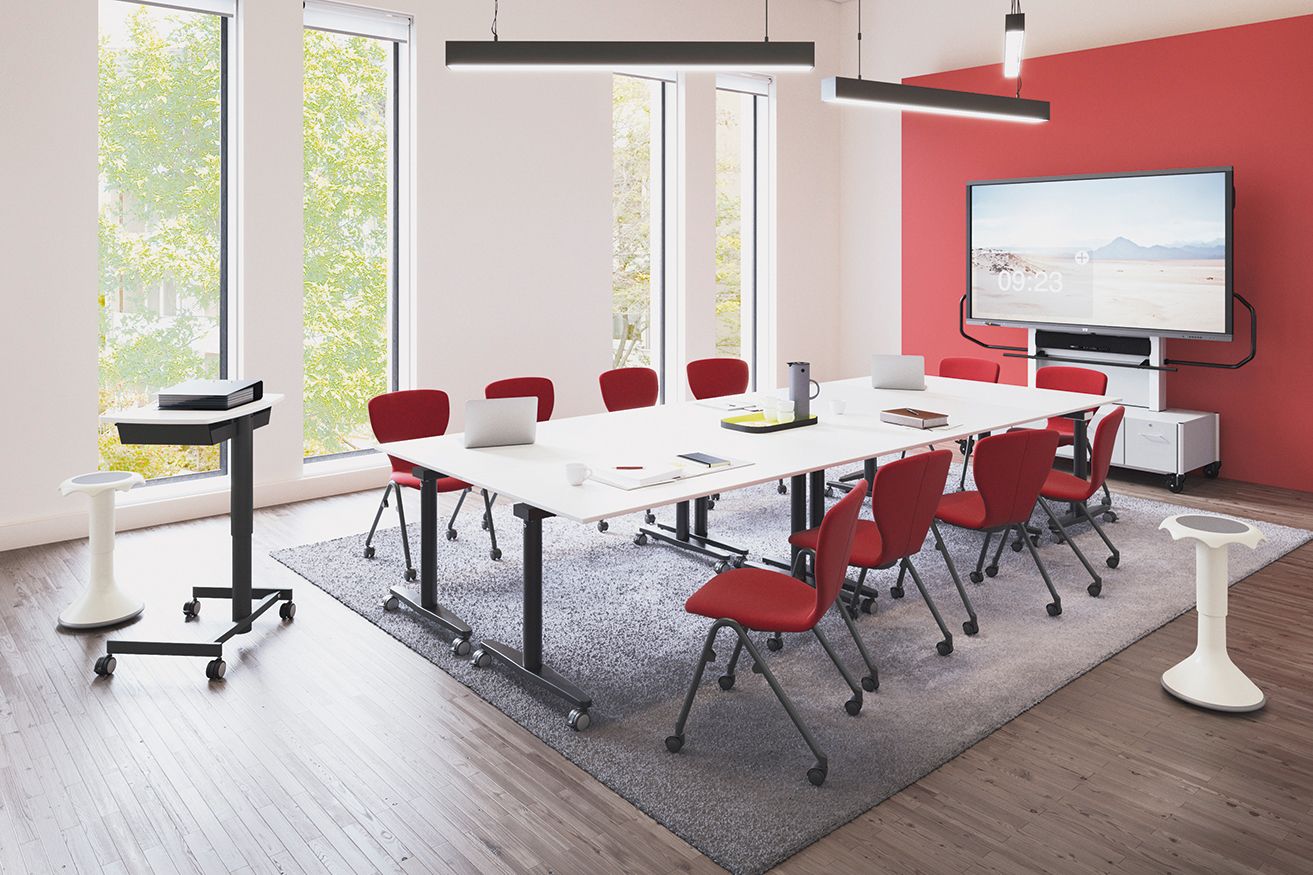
58, 471, 146, 629
1159, 513, 1266, 712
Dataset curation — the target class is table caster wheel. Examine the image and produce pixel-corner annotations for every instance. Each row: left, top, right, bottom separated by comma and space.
777, 481, 788, 495
766, 636, 783, 652
1046, 601, 1062, 617
707, 500, 717, 511
404, 568, 417, 582
471, 649, 492, 668
890, 586, 905, 599
861, 673, 878, 692
94, 655, 116, 676
205, 658, 226, 680
714, 560, 729, 574
279, 601, 296, 621
969, 571, 983, 584
634, 533, 648, 546
860, 597, 875, 615
1204, 461, 1221, 479
1106, 554, 1120, 569
718, 674, 735, 690
363, 545, 376, 558
963, 619, 979, 635
665, 734, 684, 753
490, 548, 502, 561
445, 528, 458, 541
729, 555, 746, 569
807, 765, 827, 787
568, 708, 591, 732
844, 697, 862, 716
984, 564, 999, 578
824, 486, 835, 498
644, 511, 656, 524
1103, 511, 1118, 523
1087, 581, 1102, 597
936, 639, 954, 657
382, 595, 400, 611
451, 637, 472, 657
597, 520, 609, 533
183, 598, 201, 619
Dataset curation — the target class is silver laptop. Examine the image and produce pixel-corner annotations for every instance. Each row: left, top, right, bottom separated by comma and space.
871, 354, 926, 390
464, 397, 538, 448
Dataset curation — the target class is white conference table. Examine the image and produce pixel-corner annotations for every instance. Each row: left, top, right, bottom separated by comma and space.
381, 376, 1117, 728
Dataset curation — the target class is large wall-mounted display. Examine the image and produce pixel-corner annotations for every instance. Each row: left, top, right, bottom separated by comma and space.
967, 168, 1233, 340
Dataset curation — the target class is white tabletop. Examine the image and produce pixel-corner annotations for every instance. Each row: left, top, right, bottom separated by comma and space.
100, 393, 284, 426
381, 377, 1117, 525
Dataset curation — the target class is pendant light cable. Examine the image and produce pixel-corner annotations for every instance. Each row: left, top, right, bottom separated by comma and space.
857, 0, 864, 80
764, 0, 770, 42
491, 0, 499, 41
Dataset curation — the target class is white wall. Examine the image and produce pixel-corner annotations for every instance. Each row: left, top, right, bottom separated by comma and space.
835, 0, 1313, 376
0, 0, 845, 550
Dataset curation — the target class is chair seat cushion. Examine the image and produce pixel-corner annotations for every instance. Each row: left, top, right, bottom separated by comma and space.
935, 490, 988, 529
685, 568, 818, 633
788, 520, 885, 568
391, 471, 471, 493
1041, 469, 1095, 503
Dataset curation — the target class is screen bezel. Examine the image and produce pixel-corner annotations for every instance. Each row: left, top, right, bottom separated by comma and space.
965, 166, 1234, 342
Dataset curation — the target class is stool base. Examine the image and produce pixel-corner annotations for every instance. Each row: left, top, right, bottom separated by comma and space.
1162, 649, 1265, 712
59, 589, 145, 630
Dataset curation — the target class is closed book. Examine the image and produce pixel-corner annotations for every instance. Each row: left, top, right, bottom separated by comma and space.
158, 379, 263, 411
880, 407, 949, 429
677, 452, 732, 468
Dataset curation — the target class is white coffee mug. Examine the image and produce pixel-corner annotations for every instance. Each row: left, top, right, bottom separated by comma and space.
777, 399, 796, 424
829, 398, 847, 416
564, 462, 591, 486
761, 396, 780, 423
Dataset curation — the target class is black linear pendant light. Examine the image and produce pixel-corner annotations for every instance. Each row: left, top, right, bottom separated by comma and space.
821, 0, 1049, 124
447, 0, 815, 72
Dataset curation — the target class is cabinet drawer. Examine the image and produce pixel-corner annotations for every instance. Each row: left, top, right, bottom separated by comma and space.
1123, 416, 1177, 473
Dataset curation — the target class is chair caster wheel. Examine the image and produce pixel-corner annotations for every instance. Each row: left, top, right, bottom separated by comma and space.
597, 520, 609, 533
94, 655, 116, 676
471, 649, 492, 668
824, 486, 835, 498
1053, 534, 1065, 545
183, 598, 201, 619
205, 658, 226, 680
777, 481, 788, 495
481, 518, 490, 531
382, 595, 400, 611
1106, 555, 1120, 569
1087, 581, 1102, 597
1046, 601, 1062, 617
490, 548, 502, 561
844, 697, 862, 716
279, 601, 296, 621
363, 545, 376, 558
665, 734, 684, 753
1103, 512, 1118, 523
969, 571, 984, 584
445, 529, 458, 541
859, 597, 875, 615
963, 619, 979, 635
404, 568, 418, 582
451, 637, 471, 657
568, 708, 591, 732
707, 500, 717, 511
861, 674, 878, 692
644, 512, 656, 524
890, 586, 905, 599
766, 636, 783, 652
717, 674, 735, 691
634, 533, 648, 546
1011, 540, 1024, 552
936, 640, 954, 656
807, 765, 827, 787
984, 564, 999, 578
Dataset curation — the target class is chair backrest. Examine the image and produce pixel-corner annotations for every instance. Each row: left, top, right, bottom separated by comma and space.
486, 376, 555, 422
1037, 366, 1107, 430
1086, 405, 1126, 494
939, 356, 1000, 384
972, 429, 1060, 528
807, 479, 868, 626
599, 367, 659, 412
368, 389, 450, 475
871, 450, 953, 561
686, 357, 749, 400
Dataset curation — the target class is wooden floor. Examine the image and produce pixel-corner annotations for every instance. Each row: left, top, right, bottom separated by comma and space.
2, 469, 1311, 874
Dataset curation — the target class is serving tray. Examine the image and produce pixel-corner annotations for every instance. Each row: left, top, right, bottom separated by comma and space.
721, 413, 819, 434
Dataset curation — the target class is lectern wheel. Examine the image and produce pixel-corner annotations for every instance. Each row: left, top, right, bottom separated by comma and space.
205, 658, 226, 680
94, 655, 116, 676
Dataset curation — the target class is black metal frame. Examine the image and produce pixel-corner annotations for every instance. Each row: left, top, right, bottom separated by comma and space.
365, 480, 500, 579
951, 517, 1064, 618
635, 496, 749, 571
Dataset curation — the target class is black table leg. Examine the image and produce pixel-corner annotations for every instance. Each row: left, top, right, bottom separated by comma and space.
474, 504, 594, 730
385, 467, 473, 655
810, 470, 826, 528
789, 473, 807, 570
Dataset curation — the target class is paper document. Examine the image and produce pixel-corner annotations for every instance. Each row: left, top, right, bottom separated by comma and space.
589, 457, 753, 491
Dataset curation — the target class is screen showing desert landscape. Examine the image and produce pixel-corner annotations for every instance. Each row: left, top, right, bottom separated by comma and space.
969, 171, 1229, 335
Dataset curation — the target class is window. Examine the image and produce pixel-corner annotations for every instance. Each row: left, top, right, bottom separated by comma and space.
303, 2, 411, 459
97, 0, 232, 481
715, 78, 769, 388
611, 74, 673, 396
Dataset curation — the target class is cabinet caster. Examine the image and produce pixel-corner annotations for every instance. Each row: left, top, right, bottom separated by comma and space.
969, 571, 984, 584
205, 658, 226, 680
363, 545, 376, 558
861, 673, 878, 692
936, 639, 954, 657
183, 598, 201, 619
1087, 581, 1102, 597
445, 528, 457, 541
859, 597, 875, 615
634, 532, 648, 546
1046, 601, 1063, 617
490, 548, 502, 561
597, 520, 609, 533
665, 734, 684, 753
766, 635, 783, 652
93, 655, 116, 676
644, 511, 656, 524
717, 674, 735, 690
807, 764, 827, 787
279, 601, 296, 621
890, 586, 905, 599
404, 568, 417, 582
984, 564, 999, 578
471, 649, 492, 668
844, 697, 862, 716
568, 708, 591, 732
1204, 461, 1221, 479
1106, 554, 1120, 569
1167, 474, 1186, 494
382, 595, 400, 611
963, 619, 979, 636
451, 637, 472, 657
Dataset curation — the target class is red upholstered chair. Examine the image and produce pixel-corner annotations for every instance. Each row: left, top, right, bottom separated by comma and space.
935, 429, 1067, 618
686, 357, 749, 400
666, 481, 869, 787
598, 367, 660, 529
486, 376, 555, 422
365, 390, 495, 578
1036, 406, 1126, 597
789, 450, 976, 660
940, 356, 1002, 489
1029, 366, 1108, 448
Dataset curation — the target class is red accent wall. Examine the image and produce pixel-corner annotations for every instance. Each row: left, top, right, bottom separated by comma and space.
902, 15, 1313, 492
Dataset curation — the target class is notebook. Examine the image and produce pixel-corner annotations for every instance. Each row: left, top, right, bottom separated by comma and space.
880, 407, 949, 429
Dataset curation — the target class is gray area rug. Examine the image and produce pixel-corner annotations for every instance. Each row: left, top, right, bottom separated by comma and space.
271, 469, 1310, 875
